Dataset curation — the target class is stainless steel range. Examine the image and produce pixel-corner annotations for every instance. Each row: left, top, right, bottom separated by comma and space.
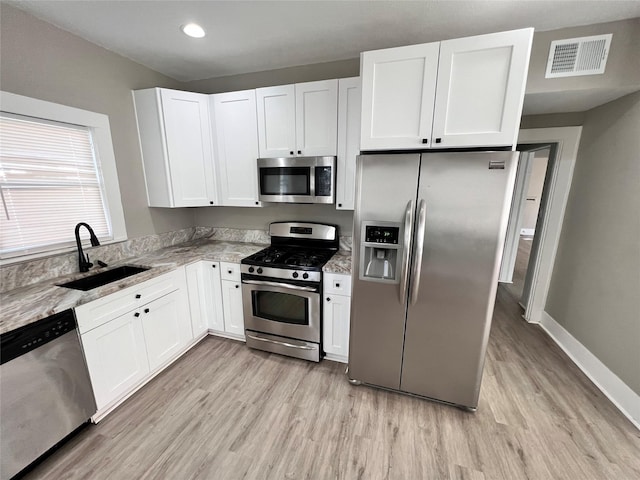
241, 222, 338, 362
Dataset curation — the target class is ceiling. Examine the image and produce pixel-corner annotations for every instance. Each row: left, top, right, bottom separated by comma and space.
9, 0, 640, 83
6, 1, 640, 115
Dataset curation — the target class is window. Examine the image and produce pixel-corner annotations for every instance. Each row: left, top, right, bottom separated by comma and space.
0, 92, 126, 261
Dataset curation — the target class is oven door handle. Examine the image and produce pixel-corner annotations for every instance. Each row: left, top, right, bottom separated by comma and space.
242, 279, 318, 292
246, 333, 318, 351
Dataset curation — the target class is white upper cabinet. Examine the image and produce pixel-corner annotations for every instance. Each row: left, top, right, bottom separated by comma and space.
336, 77, 361, 210
257, 80, 338, 158
360, 43, 439, 150
432, 28, 534, 148
133, 88, 218, 207
211, 90, 261, 207
256, 84, 296, 157
360, 28, 533, 150
295, 80, 338, 156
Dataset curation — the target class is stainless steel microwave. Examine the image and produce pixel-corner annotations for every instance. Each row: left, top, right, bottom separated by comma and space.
257, 156, 335, 204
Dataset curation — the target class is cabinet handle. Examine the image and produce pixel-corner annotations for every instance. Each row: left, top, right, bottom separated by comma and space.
326, 297, 331, 302
435, 138, 442, 144
135, 294, 141, 299
212, 264, 216, 268
422, 138, 429, 144
338, 203, 342, 208
134, 312, 140, 317
336, 283, 340, 288
144, 308, 150, 314
209, 201, 214, 205
228, 270, 232, 274
297, 150, 301, 155
290, 151, 294, 155
235, 284, 239, 289
255, 202, 259, 205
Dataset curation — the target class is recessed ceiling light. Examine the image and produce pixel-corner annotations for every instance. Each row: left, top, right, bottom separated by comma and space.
181, 23, 206, 38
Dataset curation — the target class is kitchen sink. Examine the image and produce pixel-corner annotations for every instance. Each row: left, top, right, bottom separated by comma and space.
58, 265, 150, 291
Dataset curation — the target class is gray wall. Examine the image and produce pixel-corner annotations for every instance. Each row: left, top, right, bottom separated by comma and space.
545, 91, 640, 395
521, 112, 585, 129
184, 59, 359, 94
0, 4, 195, 239
193, 205, 355, 236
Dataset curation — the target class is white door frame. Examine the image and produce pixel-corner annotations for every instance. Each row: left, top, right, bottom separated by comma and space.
499, 150, 535, 283
517, 127, 582, 324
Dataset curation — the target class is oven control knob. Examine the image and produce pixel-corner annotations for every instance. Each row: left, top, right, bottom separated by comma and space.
248, 267, 254, 273
302, 273, 309, 279
256, 268, 263, 274
292, 272, 299, 278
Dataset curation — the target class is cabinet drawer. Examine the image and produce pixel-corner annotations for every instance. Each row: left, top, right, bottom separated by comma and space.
75, 269, 181, 334
324, 273, 352, 296
220, 262, 241, 282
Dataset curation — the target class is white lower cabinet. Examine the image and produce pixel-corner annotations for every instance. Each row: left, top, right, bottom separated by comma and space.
186, 261, 245, 339
220, 262, 245, 338
221, 280, 244, 337
81, 311, 149, 410
323, 273, 352, 363
77, 268, 193, 420
186, 261, 224, 336
140, 290, 191, 372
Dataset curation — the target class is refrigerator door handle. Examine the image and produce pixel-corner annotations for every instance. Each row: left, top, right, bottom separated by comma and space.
399, 199, 415, 303
410, 199, 427, 306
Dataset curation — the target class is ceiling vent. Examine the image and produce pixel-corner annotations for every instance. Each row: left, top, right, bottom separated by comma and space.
545, 34, 612, 78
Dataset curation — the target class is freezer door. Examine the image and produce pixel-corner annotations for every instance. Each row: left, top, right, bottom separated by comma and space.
400, 151, 517, 408
348, 154, 420, 390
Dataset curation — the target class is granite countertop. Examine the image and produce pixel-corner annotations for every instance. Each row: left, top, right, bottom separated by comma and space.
0, 239, 264, 335
0, 240, 353, 335
324, 252, 352, 275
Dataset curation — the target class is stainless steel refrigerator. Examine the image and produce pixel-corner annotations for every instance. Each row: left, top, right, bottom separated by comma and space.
348, 152, 517, 410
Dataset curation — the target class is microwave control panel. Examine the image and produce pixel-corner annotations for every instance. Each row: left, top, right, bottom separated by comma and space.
315, 166, 333, 197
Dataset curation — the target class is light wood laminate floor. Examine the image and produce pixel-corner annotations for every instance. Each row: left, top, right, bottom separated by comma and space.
24, 287, 640, 479
501, 235, 533, 304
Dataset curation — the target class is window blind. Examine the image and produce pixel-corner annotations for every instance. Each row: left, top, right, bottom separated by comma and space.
0, 113, 112, 257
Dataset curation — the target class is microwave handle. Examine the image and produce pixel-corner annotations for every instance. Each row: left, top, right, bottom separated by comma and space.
242, 279, 318, 292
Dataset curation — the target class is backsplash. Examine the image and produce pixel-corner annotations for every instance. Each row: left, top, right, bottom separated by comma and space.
0, 227, 351, 293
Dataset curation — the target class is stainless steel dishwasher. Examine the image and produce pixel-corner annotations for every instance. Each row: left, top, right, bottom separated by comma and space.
0, 309, 96, 479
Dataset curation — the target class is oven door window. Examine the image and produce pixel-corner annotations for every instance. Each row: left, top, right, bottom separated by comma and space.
260, 167, 310, 196
253, 290, 309, 325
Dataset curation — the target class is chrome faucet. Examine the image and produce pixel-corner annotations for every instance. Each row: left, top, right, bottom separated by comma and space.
75, 222, 101, 272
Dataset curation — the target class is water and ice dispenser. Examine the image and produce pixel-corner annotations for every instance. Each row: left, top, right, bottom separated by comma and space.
359, 222, 402, 283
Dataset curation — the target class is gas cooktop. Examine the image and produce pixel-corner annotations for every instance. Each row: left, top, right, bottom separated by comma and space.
240, 221, 338, 283
242, 247, 335, 270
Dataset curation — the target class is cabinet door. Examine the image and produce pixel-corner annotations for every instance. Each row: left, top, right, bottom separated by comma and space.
160, 89, 217, 207
221, 280, 245, 337
211, 90, 261, 207
360, 43, 440, 150
81, 311, 149, 410
203, 262, 226, 333
295, 80, 338, 156
185, 262, 208, 337
431, 28, 533, 148
323, 294, 351, 361
336, 77, 360, 210
141, 291, 192, 372
256, 85, 296, 158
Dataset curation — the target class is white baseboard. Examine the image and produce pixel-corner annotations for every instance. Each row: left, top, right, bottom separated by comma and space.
208, 329, 246, 342
539, 311, 640, 429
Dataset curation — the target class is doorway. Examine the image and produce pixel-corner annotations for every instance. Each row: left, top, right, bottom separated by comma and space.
500, 145, 554, 308
499, 127, 582, 324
